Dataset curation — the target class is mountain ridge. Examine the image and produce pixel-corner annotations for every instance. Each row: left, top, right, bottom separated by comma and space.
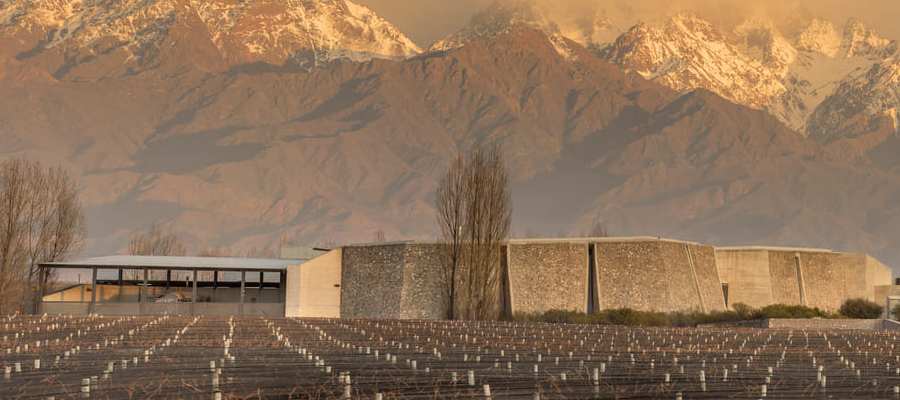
430, 1, 898, 140
1, 1, 900, 271
0, 0, 421, 80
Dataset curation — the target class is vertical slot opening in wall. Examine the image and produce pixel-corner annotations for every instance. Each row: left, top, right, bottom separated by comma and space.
587, 243, 599, 314
722, 283, 729, 309
794, 253, 807, 306
499, 245, 512, 319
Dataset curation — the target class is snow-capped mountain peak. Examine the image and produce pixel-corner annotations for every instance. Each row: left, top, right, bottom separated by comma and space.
795, 18, 895, 59
808, 55, 900, 139
429, 0, 617, 57
429, 0, 584, 60
598, 13, 786, 110
429, 0, 556, 51
0, 0, 421, 72
734, 18, 797, 76
795, 18, 842, 57
597, 13, 898, 136
841, 18, 895, 58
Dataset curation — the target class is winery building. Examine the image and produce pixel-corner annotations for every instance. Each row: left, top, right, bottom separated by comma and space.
38, 237, 895, 318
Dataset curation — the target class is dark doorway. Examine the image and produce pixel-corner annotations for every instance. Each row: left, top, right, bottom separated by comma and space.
722, 283, 730, 308
587, 243, 600, 314
499, 246, 512, 319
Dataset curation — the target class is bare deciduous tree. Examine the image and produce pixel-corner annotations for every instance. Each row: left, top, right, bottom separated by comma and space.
242, 245, 277, 258
128, 223, 187, 280
436, 144, 511, 320
437, 154, 466, 320
197, 246, 231, 257
128, 223, 187, 257
0, 159, 85, 314
587, 219, 610, 237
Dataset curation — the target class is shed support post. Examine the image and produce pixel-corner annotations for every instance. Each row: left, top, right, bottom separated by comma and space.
192, 269, 198, 315
118, 268, 123, 306
89, 267, 97, 314
240, 270, 246, 316
36, 267, 46, 314
278, 271, 283, 303
140, 269, 148, 303
280, 270, 286, 317
141, 268, 149, 314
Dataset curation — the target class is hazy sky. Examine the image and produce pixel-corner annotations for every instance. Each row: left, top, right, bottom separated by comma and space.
358, 0, 900, 47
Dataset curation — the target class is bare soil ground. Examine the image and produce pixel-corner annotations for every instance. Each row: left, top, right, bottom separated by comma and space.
2, 315, 900, 399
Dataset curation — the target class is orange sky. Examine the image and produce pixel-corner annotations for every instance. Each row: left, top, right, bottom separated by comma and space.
358, 0, 900, 47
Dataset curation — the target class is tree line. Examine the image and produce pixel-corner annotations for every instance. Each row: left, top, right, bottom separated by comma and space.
0, 159, 85, 314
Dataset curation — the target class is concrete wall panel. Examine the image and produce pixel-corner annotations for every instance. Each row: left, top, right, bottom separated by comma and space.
866, 256, 893, 301
714, 249, 773, 308
658, 242, 699, 311
799, 252, 850, 311
843, 254, 870, 302
286, 249, 341, 318
40, 302, 90, 315
507, 242, 588, 314
716, 249, 894, 312
767, 251, 803, 305
595, 240, 724, 313
689, 244, 728, 312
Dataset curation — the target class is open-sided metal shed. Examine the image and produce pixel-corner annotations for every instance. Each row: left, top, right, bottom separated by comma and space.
39, 256, 305, 316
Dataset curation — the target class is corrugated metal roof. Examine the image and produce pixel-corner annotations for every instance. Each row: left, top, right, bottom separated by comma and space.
41, 256, 304, 270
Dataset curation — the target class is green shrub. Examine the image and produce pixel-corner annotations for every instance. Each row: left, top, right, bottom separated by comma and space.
517, 307, 755, 327
515, 302, 867, 327
601, 308, 670, 326
537, 309, 592, 324
731, 303, 755, 319
757, 304, 830, 319
839, 298, 884, 319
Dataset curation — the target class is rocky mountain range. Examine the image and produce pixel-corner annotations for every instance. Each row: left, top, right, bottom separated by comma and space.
1, 0, 899, 270
445, 1, 898, 140
601, 14, 897, 140
0, 0, 420, 78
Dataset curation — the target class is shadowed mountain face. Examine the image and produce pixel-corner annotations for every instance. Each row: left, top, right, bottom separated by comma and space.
2, 15, 900, 271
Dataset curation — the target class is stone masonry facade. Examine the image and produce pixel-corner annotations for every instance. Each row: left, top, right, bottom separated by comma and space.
506, 241, 589, 314
339, 238, 893, 319
341, 243, 447, 320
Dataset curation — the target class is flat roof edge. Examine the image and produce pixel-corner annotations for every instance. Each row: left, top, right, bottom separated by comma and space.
506, 236, 703, 245
343, 236, 704, 247
715, 246, 838, 253
40, 255, 305, 270
342, 240, 419, 248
